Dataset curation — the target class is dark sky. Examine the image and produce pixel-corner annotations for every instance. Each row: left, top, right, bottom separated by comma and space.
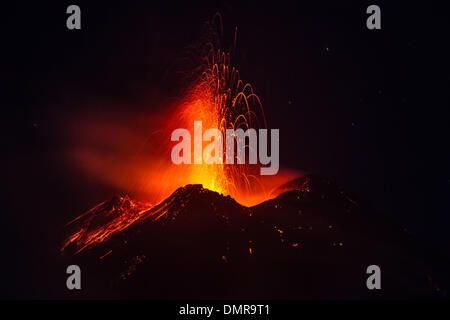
1, 1, 449, 298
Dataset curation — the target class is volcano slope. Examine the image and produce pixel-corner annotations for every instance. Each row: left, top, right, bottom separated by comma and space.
60, 174, 444, 299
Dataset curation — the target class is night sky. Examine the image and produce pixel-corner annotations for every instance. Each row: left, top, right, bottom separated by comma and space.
1, 1, 448, 298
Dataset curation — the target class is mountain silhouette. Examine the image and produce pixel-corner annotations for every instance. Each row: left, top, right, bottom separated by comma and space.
60, 174, 444, 299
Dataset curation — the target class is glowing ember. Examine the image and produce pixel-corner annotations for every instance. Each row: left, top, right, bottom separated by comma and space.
169, 48, 268, 201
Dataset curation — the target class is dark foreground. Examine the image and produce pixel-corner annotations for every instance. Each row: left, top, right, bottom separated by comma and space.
60, 175, 446, 299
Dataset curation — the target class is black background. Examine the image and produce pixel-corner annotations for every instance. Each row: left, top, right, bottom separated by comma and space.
1, 1, 448, 298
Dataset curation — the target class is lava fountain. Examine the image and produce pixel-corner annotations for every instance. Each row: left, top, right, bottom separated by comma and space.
61, 15, 299, 254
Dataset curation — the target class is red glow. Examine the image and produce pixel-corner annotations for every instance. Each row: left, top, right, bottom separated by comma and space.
61, 36, 299, 254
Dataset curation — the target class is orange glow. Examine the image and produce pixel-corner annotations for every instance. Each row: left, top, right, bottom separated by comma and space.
129, 47, 297, 206
61, 195, 154, 253
161, 48, 286, 205
61, 44, 300, 254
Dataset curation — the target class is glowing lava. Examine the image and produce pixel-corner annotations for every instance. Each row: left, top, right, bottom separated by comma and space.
62, 18, 299, 254
169, 48, 267, 200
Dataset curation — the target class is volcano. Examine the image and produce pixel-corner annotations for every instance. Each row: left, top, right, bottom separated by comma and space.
60, 174, 444, 299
